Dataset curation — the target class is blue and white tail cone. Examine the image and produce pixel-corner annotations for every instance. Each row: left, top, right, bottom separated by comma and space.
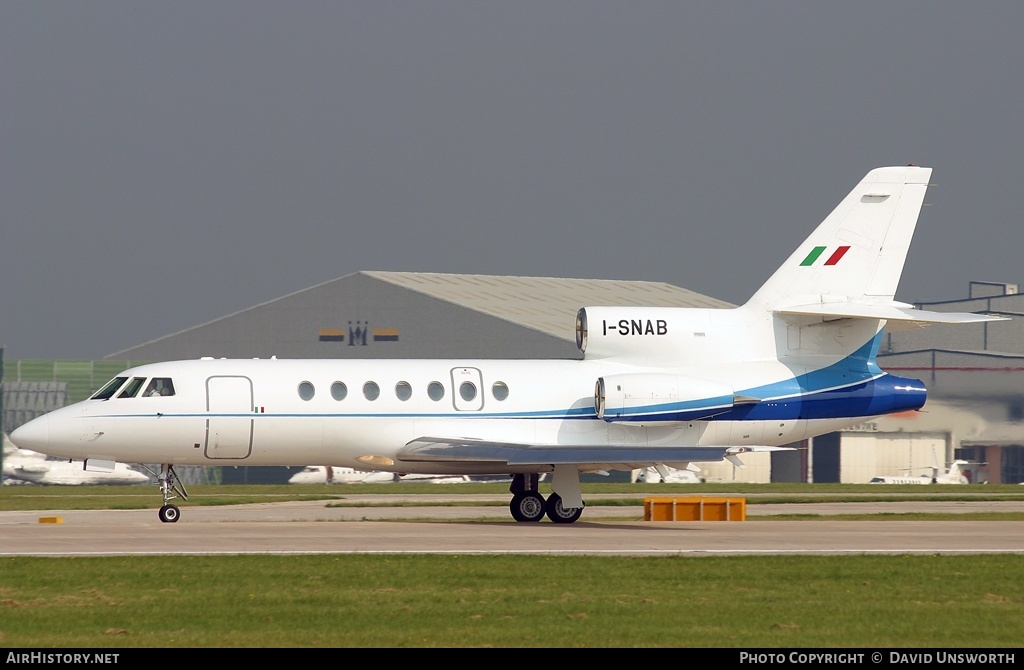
790, 374, 927, 420
871, 375, 928, 414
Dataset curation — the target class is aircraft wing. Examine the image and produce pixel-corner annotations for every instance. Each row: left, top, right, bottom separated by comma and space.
398, 437, 789, 469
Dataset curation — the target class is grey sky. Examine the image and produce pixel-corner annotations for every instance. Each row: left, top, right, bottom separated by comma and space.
3, 2, 1022, 360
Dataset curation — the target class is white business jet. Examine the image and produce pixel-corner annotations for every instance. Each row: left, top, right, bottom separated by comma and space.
286, 465, 397, 484
868, 461, 972, 485
285, 465, 484, 484
11, 166, 1005, 523
869, 448, 973, 485
630, 465, 705, 484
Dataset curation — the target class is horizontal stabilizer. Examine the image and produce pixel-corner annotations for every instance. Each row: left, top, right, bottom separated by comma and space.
777, 302, 1009, 325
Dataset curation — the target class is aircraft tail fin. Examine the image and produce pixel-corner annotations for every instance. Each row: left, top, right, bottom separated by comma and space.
745, 166, 1007, 328
747, 165, 932, 310
944, 459, 970, 483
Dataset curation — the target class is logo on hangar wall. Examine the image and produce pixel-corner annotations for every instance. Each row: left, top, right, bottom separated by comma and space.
318, 321, 399, 346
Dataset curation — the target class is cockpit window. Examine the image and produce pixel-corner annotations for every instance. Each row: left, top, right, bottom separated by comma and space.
91, 377, 129, 400
143, 378, 176, 397
117, 377, 147, 398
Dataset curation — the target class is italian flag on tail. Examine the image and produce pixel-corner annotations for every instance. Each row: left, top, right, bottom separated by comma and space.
800, 245, 850, 266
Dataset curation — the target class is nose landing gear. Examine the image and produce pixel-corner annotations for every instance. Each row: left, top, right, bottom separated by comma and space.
142, 463, 189, 523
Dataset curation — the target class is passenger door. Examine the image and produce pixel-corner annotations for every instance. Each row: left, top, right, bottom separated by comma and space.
205, 376, 253, 459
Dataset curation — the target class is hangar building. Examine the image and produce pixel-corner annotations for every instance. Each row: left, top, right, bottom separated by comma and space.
107, 271, 733, 362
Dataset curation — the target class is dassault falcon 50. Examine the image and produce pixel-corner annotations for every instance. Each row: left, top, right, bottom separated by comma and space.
11, 166, 1005, 523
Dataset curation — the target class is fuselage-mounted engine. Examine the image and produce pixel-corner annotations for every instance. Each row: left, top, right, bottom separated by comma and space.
594, 372, 735, 423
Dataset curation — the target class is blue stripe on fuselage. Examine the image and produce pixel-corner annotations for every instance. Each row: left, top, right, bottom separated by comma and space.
737, 333, 884, 401
606, 333, 926, 422
610, 373, 926, 422
720, 375, 926, 421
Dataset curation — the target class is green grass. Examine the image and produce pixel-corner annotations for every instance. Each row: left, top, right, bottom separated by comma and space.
1, 554, 1022, 648
2, 484, 1024, 648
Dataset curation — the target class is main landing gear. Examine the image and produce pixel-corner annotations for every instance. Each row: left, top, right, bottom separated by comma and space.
141, 464, 189, 523
509, 473, 584, 524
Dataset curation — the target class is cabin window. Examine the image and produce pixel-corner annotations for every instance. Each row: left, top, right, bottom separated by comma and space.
298, 381, 315, 401
363, 381, 380, 401
459, 381, 477, 402
331, 381, 347, 401
395, 381, 412, 401
143, 378, 176, 397
118, 377, 147, 398
91, 377, 128, 400
427, 381, 445, 401
491, 381, 509, 401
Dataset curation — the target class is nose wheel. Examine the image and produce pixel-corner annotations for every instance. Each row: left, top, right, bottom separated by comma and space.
142, 463, 189, 523
158, 504, 180, 523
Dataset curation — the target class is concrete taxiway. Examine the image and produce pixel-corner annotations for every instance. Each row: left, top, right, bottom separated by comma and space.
2, 495, 1023, 556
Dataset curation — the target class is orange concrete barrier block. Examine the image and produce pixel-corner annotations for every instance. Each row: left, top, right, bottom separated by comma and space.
38, 516, 64, 524
643, 497, 746, 521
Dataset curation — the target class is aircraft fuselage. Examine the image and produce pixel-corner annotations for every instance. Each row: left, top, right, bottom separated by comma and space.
14, 355, 925, 475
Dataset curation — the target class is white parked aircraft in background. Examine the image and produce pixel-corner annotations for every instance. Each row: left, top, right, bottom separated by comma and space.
3, 434, 150, 486
11, 166, 1005, 523
287, 465, 515, 484
869, 454, 973, 485
630, 465, 704, 484
287, 465, 397, 484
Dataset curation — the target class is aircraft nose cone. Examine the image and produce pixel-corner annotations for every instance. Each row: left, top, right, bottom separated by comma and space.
10, 415, 50, 453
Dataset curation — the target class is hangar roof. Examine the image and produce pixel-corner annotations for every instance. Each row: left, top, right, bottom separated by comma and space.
102, 270, 735, 360
361, 271, 734, 338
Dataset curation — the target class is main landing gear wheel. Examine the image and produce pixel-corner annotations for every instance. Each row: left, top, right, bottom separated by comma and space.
545, 493, 584, 524
158, 504, 180, 523
510, 492, 546, 522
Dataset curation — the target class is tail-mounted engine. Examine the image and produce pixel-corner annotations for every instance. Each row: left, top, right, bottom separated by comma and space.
595, 372, 735, 423
576, 306, 709, 361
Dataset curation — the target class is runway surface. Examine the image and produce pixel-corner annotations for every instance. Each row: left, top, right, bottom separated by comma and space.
3, 494, 1024, 556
